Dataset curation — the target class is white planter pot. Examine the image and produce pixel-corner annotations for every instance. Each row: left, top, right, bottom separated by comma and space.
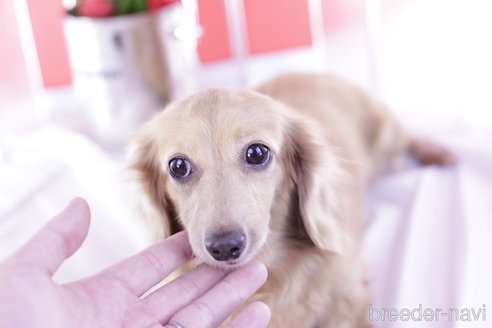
64, 4, 199, 149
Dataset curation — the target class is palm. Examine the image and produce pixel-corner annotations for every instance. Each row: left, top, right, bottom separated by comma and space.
3, 255, 160, 328
64, 279, 158, 327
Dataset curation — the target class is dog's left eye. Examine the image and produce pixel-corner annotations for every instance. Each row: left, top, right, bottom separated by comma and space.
168, 157, 192, 179
246, 143, 271, 166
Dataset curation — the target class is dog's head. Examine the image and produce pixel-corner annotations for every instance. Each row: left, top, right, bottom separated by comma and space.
129, 89, 345, 268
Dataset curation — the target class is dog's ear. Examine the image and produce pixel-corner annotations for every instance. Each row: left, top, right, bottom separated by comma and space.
127, 135, 182, 241
284, 118, 346, 253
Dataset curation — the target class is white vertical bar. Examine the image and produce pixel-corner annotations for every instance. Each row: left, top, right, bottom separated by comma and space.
12, 0, 44, 97
181, 0, 199, 26
364, 0, 383, 94
307, 0, 329, 70
223, 0, 249, 87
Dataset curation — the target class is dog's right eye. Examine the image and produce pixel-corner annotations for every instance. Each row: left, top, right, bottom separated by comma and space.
168, 157, 192, 179
246, 143, 271, 167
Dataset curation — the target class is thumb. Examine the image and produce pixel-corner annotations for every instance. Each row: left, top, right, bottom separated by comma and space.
12, 198, 91, 275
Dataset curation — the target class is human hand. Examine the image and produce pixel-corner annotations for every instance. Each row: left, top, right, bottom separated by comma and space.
0, 198, 270, 328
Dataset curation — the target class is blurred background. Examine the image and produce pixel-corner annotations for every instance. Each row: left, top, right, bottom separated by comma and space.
1, 0, 491, 326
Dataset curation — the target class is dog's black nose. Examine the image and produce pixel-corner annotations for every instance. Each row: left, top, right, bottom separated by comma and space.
205, 230, 246, 262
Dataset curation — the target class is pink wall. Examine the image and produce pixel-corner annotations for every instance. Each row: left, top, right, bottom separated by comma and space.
196, 0, 313, 60
196, 0, 232, 62
245, 0, 312, 54
24, 0, 383, 88
27, 0, 72, 87
0, 0, 32, 99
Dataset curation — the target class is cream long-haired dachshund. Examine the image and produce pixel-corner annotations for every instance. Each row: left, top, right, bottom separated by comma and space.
128, 73, 452, 327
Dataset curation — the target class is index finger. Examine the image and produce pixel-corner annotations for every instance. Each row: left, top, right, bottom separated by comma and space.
164, 259, 268, 328
97, 231, 193, 296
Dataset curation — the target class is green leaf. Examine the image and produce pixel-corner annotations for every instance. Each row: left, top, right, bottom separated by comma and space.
115, 0, 147, 15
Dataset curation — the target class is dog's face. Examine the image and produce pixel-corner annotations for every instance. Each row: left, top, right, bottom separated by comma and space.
130, 89, 344, 268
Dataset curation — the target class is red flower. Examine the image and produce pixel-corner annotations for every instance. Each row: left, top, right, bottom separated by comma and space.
78, 0, 115, 17
147, 0, 177, 11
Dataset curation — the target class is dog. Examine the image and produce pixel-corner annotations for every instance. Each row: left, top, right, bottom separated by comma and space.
128, 73, 453, 327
